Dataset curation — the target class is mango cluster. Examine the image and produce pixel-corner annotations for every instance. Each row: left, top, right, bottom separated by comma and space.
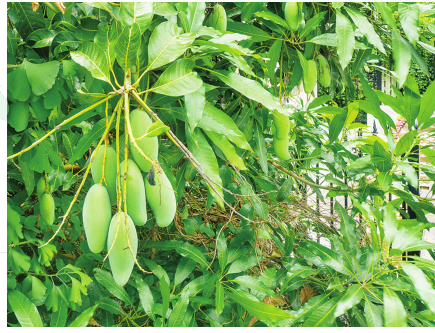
79, 110, 176, 286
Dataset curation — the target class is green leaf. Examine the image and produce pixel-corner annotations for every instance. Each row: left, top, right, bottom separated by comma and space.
148, 21, 196, 71
397, 162, 418, 188
398, 3, 420, 45
392, 30, 411, 88
185, 84, 205, 131
377, 172, 392, 192
45, 283, 68, 313
184, 2, 206, 32
142, 258, 170, 285
216, 281, 225, 315
69, 304, 98, 327
94, 21, 119, 67
374, 2, 397, 29
401, 262, 435, 314
300, 11, 327, 39
115, 23, 141, 74
7, 25, 18, 55
149, 58, 203, 96
383, 287, 407, 327
418, 81, 435, 126
384, 202, 398, 245
232, 276, 276, 297
227, 21, 272, 42
50, 301, 68, 327
216, 231, 228, 272
364, 298, 383, 327
205, 130, 247, 171
308, 33, 338, 46
8, 101, 29, 132
375, 90, 405, 118
159, 277, 170, 325
94, 268, 132, 306
9, 2, 45, 42
336, 11, 354, 69
136, 277, 155, 320
226, 255, 258, 275
174, 257, 196, 287
143, 120, 170, 138
335, 202, 358, 252
403, 75, 420, 127
97, 297, 123, 315
293, 293, 332, 324
186, 128, 224, 209
328, 109, 347, 143
334, 284, 364, 317
27, 29, 58, 48
344, 7, 385, 54
352, 48, 373, 77
8, 290, 43, 327
154, 2, 178, 16
298, 240, 354, 276
7, 65, 31, 101
75, 17, 99, 40
212, 70, 284, 113
302, 296, 340, 327
168, 293, 189, 327
119, 2, 154, 34
253, 120, 268, 174
22, 59, 60, 96
144, 240, 209, 268
254, 10, 289, 30
203, 104, 252, 151
71, 42, 111, 84
228, 290, 293, 323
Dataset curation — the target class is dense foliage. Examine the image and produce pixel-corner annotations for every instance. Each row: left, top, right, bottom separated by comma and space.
6, 1, 435, 327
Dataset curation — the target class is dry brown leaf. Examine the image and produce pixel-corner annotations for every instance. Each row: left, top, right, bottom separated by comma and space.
248, 296, 287, 327
88, 318, 100, 327
32, 2, 39, 11
54, 2, 66, 14
300, 286, 318, 305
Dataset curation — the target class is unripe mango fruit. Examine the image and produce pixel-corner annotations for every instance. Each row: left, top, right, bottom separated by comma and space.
273, 137, 291, 161
91, 145, 117, 206
145, 169, 176, 228
273, 111, 290, 140
285, 2, 300, 31
210, 4, 227, 31
303, 59, 317, 94
37, 176, 47, 199
316, 54, 331, 87
130, 110, 159, 173
107, 212, 137, 286
82, 184, 112, 253
40, 193, 55, 226
118, 159, 147, 226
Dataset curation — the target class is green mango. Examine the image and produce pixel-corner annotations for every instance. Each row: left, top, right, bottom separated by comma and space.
40, 193, 55, 226
118, 159, 147, 226
273, 137, 291, 161
303, 59, 317, 94
317, 54, 332, 87
91, 145, 117, 206
273, 111, 290, 140
145, 169, 176, 227
285, 2, 300, 31
107, 212, 137, 286
130, 110, 159, 173
37, 176, 47, 199
210, 4, 227, 31
82, 184, 112, 253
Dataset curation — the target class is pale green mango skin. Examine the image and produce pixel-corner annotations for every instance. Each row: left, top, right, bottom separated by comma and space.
118, 159, 147, 226
83, 184, 112, 253
130, 110, 159, 173
107, 212, 137, 286
317, 54, 332, 87
273, 137, 291, 161
210, 4, 227, 31
285, 2, 300, 31
37, 177, 47, 199
91, 145, 117, 206
303, 60, 317, 94
145, 169, 176, 228
40, 193, 55, 226
273, 111, 290, 140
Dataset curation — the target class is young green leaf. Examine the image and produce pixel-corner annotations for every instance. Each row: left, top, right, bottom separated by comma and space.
8, 290, 43, 327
